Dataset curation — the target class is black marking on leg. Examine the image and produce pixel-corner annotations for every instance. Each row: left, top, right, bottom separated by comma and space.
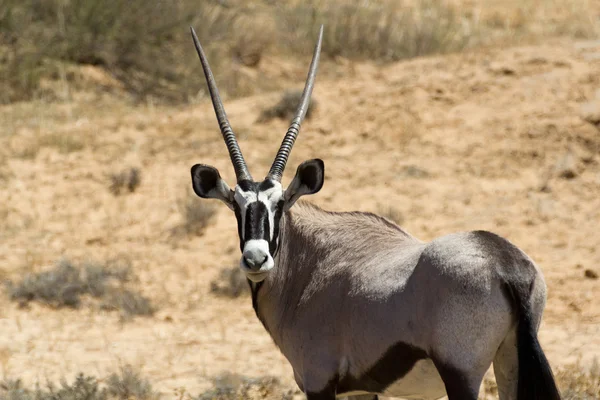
337, 342, 428, 394
432, 361, 478, 400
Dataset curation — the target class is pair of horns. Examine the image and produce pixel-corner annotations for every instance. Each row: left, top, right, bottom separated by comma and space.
190, 25, 323, 182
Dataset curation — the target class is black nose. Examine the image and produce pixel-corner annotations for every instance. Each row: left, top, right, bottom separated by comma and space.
243, 249, 268, 271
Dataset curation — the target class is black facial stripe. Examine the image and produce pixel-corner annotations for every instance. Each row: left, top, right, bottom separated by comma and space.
244, 202, 270, 242
233, 202, 244, 252
270, 199, 285, 255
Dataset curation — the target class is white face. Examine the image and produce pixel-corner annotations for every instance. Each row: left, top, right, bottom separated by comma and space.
232, 179, 285, 282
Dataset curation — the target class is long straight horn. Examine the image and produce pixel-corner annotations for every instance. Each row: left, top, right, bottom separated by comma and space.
267, 25, 324, 182
190, 27, 252, 182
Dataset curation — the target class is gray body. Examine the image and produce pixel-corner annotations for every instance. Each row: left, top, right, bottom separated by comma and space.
255, 203, 546, 399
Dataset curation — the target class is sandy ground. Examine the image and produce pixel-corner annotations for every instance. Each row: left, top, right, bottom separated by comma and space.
1, 36, 600, 398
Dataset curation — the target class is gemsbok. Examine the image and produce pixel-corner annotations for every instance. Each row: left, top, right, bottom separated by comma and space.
189, 25, 562, 400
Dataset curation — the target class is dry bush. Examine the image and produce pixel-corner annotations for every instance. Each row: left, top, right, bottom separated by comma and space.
195, 372, 297, 400
0, 365, 157, 400
6, 258, 154, 318
257, 90, 317, 123
176, 193, 217, 236
210, 266, 248, 298
109, 167, 141, 196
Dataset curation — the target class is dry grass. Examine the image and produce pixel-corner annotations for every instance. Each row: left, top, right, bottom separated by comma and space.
0, 365, 157, 400
5, 258, 154, 318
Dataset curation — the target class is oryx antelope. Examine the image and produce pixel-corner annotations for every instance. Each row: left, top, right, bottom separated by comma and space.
189, 26, 562, 400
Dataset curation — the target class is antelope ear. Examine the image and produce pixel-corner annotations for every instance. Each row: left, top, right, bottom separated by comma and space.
191, 164, 234, 209
284, 159, 324, 210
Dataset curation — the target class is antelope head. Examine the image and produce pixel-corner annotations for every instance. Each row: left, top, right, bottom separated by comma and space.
190, 26, 325, 282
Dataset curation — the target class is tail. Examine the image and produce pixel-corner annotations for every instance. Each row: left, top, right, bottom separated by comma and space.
513, 285, 561, 400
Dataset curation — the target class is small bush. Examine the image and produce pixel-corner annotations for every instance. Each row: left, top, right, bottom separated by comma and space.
109, 167, 141, 196
177, 193, 217, 236
195, 372, 296, 400
0, 365, 157, 400
7, 260, 85, 308
257, 90, 317, 123
6, 258, 154, 318
210, 266, 248, 298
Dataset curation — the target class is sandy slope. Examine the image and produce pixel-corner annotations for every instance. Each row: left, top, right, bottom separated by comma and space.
1, 37, 599, 398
